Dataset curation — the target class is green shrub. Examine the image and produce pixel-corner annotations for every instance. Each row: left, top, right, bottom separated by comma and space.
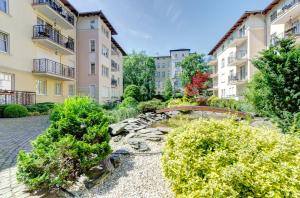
0, 105, 8, 118
124, 85, 141, 101
137, 99, 165, 113
162, 119, 300, 197
167, 98, 197, 108
17, 97, 111, 190
105, 107, 140, 124
26, 102, 55, 114
290, 113, 300, 134
118, 97, 138, 109
3, 104, 28, 118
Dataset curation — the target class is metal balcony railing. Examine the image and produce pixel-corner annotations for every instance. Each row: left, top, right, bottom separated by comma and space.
228, 74, 247, 83
228, 50, 247, 65
32, 0, 75, 25
270, 0, 300, 22
33, 58, 75, 79
33, 25, 74, 51
0, 90, 36, 105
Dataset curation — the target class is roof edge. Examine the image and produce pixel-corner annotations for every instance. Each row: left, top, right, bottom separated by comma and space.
111, 37, 127, 56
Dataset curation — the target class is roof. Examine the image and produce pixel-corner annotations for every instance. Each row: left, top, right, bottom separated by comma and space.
61, 0, 78, 15
154, 55, 171, 59
111, 37, 127, 56
208, 10, 263, 55
263, 0, 281, 14
79, 11, 117, 35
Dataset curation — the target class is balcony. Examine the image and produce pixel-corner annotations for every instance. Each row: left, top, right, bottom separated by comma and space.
33, 58, 75, 80
33, 25, 74, 55
228, 34, 247, 48
111, 79, 118, 88
32, 0, 75, 29
271, 0, 300, 25
228, 74, 248, 85
111, 60, 120, 72
0, 90, 36, 105
227, 50, 248, 66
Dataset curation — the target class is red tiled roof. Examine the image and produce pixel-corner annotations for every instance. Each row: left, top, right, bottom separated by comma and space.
61, 0, 78, 15
79, 11, 117, 35
208, 11, 263, 55
263, 0, 281, 14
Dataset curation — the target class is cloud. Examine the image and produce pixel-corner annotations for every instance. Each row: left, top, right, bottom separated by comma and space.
127, 28, 152, 40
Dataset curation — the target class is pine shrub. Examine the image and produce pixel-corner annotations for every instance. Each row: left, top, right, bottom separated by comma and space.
162, 119, 300, 197
17, 97, 111, 190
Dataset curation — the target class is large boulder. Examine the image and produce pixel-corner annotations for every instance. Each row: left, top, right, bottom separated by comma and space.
109, 123, 128, 136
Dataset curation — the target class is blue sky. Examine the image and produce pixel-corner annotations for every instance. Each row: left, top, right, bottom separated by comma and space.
69, 0, 271, 56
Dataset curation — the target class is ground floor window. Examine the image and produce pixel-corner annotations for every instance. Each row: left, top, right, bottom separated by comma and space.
68, 84, 75, 96
0, 72, 13, 90
55, 82, 62, 96
36, 80, 47, 95
89, 85, 96, 98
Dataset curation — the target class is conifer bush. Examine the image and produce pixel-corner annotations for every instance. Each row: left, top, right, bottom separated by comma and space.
162, 119, 300, 197
17, 97, 111, 190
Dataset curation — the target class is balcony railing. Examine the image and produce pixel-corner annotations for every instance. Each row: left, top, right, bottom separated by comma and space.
33, 58, 75, 79
0, 90, 36, 105
32, 0, 75, 26
111, 79, 118, 87
270, 0, 300, 22
285, 24, 300, 36
33, 25, 74, 51
228, 74, 247, 83
228, 50, 247, 65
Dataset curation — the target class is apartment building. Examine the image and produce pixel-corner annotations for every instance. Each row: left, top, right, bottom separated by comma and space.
208, 11, 266, 99
154, 49, 190, 95
0, 0, 77, 104
77, 11, 126, 104
264, 0, 300, 45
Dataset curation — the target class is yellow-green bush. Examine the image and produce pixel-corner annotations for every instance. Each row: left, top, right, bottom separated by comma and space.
162, 119, 300, 197
167, 98, 197, 108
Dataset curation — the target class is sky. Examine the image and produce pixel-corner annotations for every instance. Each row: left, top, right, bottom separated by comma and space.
69, 0, 271, 56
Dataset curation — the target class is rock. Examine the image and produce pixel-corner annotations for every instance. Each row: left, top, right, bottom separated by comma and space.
110, 154, 121, 168
139, 128, 160, 134
139, 142, 150, 152
156, 127, 172, 134
109, 123, 127, 136
114, 148, 130, 155
145, 135, 162, 142
127, 139, 150, 152
113, 135, 123, 142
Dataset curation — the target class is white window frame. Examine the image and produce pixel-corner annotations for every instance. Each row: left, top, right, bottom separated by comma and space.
101, 45, 109, 58
90, 20, 96, 29
36, 80, 47, 96
0, 0, 8, 14
0, 31, 9, 53
55, 82, 62, 96
90, 39, 96, 53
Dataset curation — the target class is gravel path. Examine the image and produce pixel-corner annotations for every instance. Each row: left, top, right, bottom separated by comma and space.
88, 140, 174, 198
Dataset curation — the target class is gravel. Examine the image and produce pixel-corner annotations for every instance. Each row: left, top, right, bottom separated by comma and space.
87, 140, 174, 198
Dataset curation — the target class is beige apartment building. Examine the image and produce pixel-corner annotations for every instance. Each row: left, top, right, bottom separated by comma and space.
77, 11, 126, 104
0, 0, 77, 104
208, 11, 266, 99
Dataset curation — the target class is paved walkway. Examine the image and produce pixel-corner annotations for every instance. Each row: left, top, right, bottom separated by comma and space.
0, 116, 50, 198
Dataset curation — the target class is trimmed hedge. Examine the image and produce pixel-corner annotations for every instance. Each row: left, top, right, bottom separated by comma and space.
3, 104, 28, 118
0, 105, 8, 118
17, 97, 111, 190
26, 102, 55, 114
162, 119, 300, 197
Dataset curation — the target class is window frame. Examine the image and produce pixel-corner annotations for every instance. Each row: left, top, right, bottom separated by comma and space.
0, 0, 8, 14
90, 62, 96, 75
90, 39, 96, 53
55, 82, 62, 96
36, 80, 47, 96
0, 31, 9, 53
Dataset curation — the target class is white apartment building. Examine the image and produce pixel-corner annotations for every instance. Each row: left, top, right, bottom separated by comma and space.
154, 49, 191, 94
208, 11, 266, 99
77, 11, 126, 104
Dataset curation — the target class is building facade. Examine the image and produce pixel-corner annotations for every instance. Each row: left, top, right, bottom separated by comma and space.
154, 49, 190, 95
208, 11, 266, 99
0, 0, 78, 104
77, 11, 126, 104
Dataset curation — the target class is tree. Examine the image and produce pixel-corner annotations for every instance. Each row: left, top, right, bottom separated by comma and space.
248, 37, 300, 132
185, 71, 210, 97
180, 53, 210, 86
123, 52, 156, 101
163, 78, 173, 100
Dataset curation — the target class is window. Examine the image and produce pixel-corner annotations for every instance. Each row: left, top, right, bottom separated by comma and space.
156, 72, 160, 78
221, 89, 226, 98
90, 62, 96, 75
162, 71, 166, 78
221, 58, 225, 68
0, 0, 8, 13
102, 45, 109, 58
101, 65, 109, 77
0, 72, 13, 90
90, 20, 96, 29
0, 32, 8, 53
157, 63, 160, 68
68, 84, 75, 96
101, 25, 109, 38
162, 63, 165, 68
240, 65, 247, 80
55, 82, 62, 96
36, 80, 47, 95
90, 40, 96, 52
89, 85, 96, 98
